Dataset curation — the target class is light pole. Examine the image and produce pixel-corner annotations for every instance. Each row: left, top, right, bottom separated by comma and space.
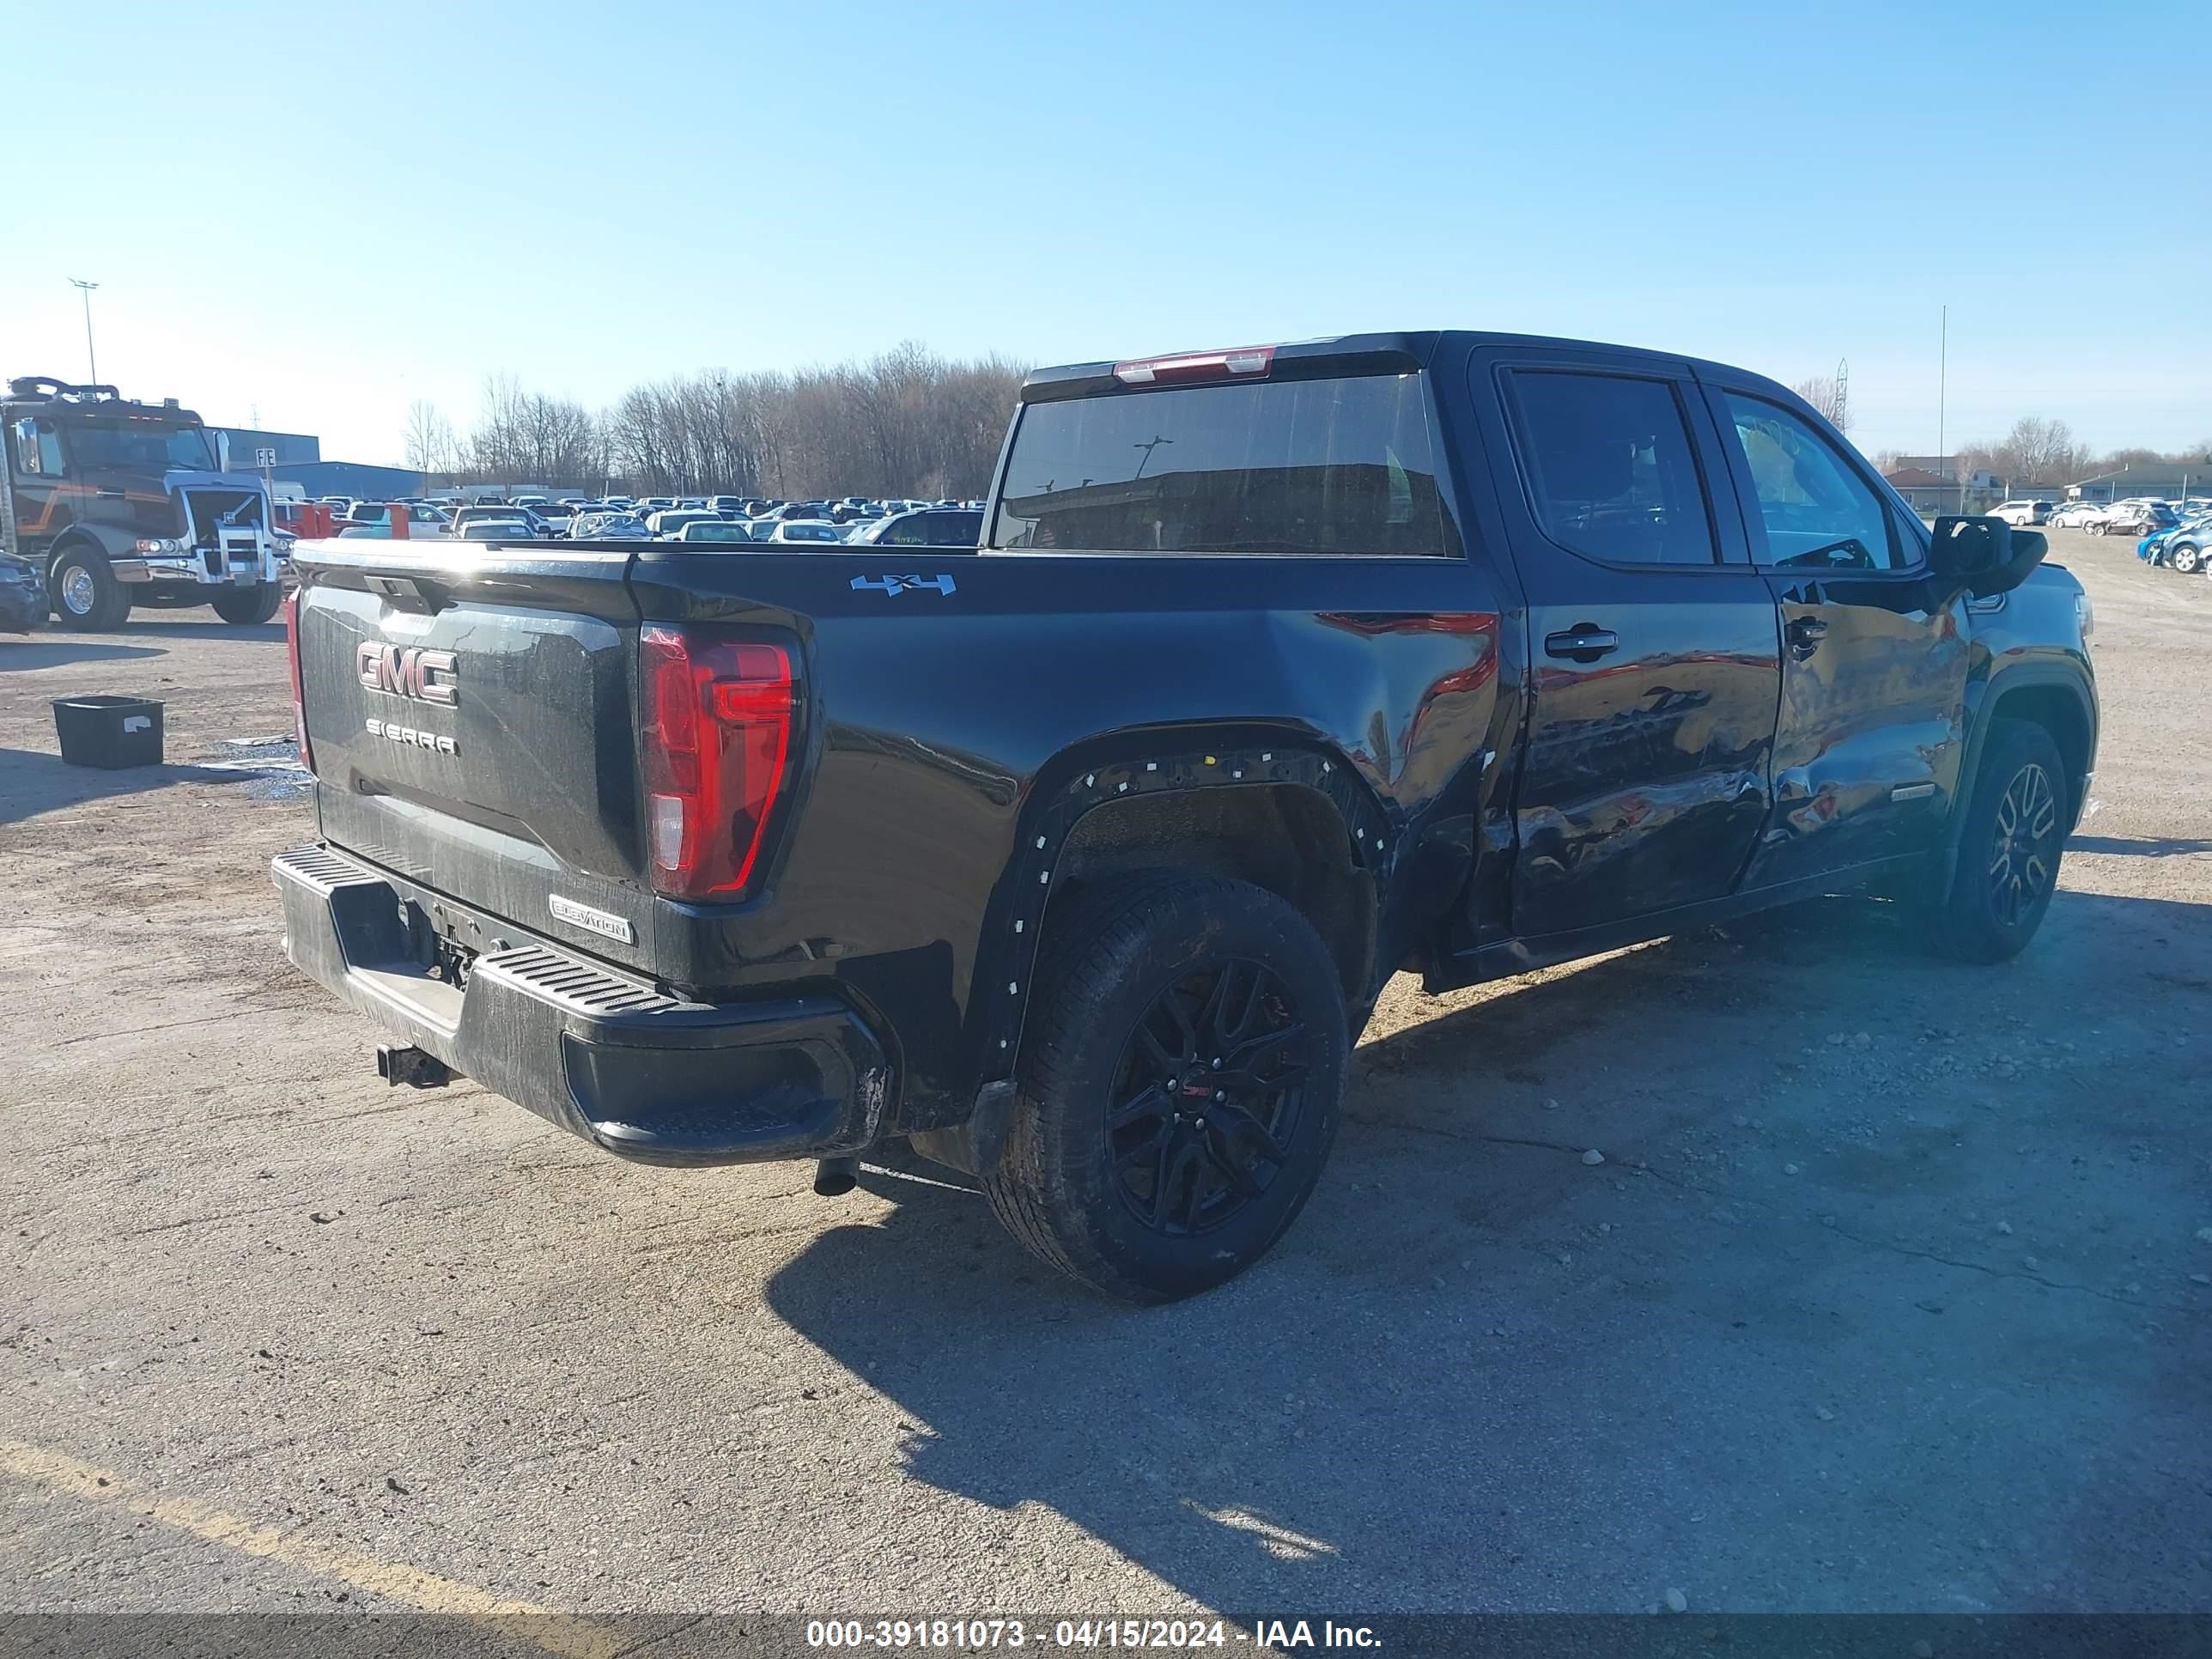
1936, 304, 1952, 515
69, 278, 100, 386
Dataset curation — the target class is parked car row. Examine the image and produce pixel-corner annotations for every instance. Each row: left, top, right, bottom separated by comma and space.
2083, 499, 2185, 538
1996, 496, 2193, 535
2136, 507, 2212, 576
316, 493, 988, 549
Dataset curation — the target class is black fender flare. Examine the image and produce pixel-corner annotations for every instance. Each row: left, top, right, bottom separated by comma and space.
915, 732, 1391, 1164
1936, 663, 2097, 890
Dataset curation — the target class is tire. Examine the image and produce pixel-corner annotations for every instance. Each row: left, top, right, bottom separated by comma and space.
210, 584, 283, 625
49, 544, 131, 630
981, 872, 1348, 1303
1917, 720, 2068, 964
2168, 543, 2203, 575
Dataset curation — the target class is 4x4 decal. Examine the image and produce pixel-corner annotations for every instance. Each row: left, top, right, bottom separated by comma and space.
851, 574, 957, 597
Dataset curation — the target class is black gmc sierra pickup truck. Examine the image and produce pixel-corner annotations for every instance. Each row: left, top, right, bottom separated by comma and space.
272, 330, 2097, 1301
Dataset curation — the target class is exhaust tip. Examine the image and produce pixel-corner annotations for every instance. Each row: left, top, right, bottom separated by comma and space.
812, 1156, 860, 1198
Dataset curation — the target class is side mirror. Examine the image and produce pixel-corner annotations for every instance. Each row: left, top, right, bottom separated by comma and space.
1932, 514, 2045, 598
13, 418, 40, 474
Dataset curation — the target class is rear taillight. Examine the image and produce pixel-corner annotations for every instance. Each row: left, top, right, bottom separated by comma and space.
638, 626, 793, 900
282, 588, 313, 772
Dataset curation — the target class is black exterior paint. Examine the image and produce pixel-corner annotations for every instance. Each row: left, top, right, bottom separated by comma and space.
281, 330, 2097, 1162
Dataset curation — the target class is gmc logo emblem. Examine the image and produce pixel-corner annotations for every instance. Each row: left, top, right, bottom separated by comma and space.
356, 643, 459, 706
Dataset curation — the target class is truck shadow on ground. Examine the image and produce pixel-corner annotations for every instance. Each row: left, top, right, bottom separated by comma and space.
2068, 834, 2212, 860
0, 745, 243, 826
763, 888, 2212, 1612
0, 640, 165, 672
104, 620, 284, 642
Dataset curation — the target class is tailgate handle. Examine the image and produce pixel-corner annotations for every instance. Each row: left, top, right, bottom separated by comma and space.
365, 574, 438, 611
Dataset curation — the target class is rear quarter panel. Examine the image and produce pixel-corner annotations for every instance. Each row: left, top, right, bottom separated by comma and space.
628, 547, 1513, 1126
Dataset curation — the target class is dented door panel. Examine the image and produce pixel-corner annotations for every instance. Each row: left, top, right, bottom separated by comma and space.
1746, 573, 1970, 885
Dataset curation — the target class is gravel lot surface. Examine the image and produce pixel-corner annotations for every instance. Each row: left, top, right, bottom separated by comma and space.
2, 532, 2207, 1620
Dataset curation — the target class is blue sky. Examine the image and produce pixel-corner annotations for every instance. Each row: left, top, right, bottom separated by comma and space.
6, 0, 2203, 469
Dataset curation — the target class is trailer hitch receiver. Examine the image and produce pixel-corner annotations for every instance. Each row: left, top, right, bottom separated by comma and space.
377, 1043, 452, 1089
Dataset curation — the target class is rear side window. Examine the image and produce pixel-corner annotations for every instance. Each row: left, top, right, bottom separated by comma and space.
1504, 371, 1717, 565
992, 374, 1450, 556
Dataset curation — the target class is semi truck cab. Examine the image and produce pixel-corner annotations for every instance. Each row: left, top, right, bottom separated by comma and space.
1, 375, 290, 629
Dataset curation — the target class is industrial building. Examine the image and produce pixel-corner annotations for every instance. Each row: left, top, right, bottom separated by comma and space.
208, 425, 321, 470
206, 426, 425, 501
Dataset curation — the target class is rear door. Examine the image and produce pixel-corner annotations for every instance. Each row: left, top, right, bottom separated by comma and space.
295, 541, 660, 971
1697, 380, 1969, 886
1467, 346, 1782, 939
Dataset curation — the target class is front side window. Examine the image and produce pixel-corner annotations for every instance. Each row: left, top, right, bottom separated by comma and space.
992, 373, 1450, 556
14, 419, 66, 476
1504, 371, 1717, 565
1721, 392, 1904, 570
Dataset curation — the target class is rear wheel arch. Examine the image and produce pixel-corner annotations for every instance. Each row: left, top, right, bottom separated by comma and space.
1048, 779, 1377, 1012
917, 737, 1389, 1164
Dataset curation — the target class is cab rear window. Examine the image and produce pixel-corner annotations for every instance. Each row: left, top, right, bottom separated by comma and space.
991, 374, 1451, 556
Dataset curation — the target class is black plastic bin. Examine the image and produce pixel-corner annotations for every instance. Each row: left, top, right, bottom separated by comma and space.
52, 696, 164, 769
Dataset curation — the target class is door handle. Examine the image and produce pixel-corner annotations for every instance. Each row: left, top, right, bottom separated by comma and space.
1785, 617, 1828, 658
1544, 625, 1619, 662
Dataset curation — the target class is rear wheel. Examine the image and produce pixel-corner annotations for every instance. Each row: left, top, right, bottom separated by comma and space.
1917, 720, 2068, 963
981, 872, 1347, 1303
210, 584, 283, 625
49, 545, 131, 630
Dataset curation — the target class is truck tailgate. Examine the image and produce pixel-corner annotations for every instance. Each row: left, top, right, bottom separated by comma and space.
293, 541, 658, 971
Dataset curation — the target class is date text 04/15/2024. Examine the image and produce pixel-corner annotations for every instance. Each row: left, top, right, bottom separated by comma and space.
802, 1620, 1381, 1650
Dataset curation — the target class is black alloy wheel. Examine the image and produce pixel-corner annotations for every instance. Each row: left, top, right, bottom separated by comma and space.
1106, 957, 1310, 1237
1917, 719, 2068, 963
1988, 759, 2060, 929
978, 871, 1348, 1302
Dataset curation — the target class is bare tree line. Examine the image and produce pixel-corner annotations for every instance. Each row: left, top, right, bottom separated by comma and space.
1874, 416, 2212, 488
1783, 368, 2212, 489
405, 353, 2209, 500
404, 343, 1025, 497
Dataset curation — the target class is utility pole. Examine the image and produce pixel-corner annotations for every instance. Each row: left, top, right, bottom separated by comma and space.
69, 278, 100, 386
1937, 305, 1950, 514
